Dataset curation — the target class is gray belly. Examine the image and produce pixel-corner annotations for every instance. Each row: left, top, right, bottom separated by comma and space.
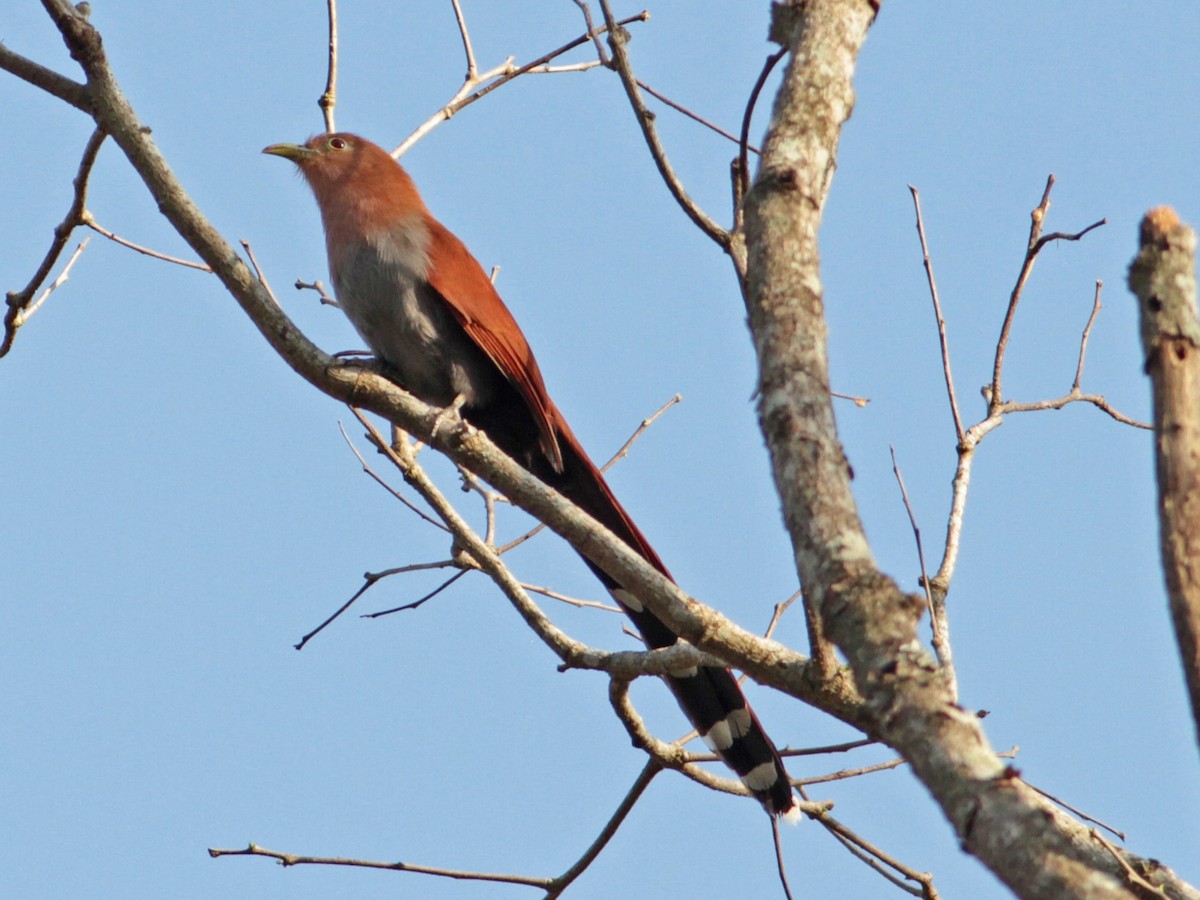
332, 242, 498, 409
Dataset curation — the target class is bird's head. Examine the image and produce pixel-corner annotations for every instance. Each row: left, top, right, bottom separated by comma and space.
263, 132, 380, 191
262, 132, 426, 234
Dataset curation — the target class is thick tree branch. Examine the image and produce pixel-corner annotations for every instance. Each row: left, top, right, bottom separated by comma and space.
736, 2, 1193, 898
1129, 206, 1200, 753
0, 41, 91, 112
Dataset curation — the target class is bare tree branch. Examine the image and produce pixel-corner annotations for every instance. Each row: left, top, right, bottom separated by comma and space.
1129, 205, 1200, 752
0, 41, 91, 111
736, 2, 1187, 897
889, 446, 955, 698
207, 842, 552, 891
908, 184, 965, 442
392, 9, 649, 158
543, 760, 660, 897
598, 0, 730, 249
635, 77, 757, 152
737, 48, 787, 215
319, 0, 338, 131
990, 175, 1107, 406
449, 0, 477, 79
3, 126, 104, 357
918, 184, 1142, 610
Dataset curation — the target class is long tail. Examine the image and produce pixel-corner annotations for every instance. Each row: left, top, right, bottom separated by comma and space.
534, 423, 798, 819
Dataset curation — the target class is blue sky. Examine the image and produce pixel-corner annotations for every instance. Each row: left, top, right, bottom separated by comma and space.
4, 3, 1199, 898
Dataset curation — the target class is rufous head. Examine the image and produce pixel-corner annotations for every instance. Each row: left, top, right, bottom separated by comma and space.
262, 132, 386, 182
263, 132, 427, 238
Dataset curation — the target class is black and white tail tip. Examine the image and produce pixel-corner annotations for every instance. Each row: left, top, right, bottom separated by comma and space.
610, 588, 800, 823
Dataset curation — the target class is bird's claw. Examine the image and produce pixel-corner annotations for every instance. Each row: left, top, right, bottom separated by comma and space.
430, 394, 468, 443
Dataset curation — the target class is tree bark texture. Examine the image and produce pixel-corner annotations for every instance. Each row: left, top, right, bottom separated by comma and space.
739, 2, 1195, 897
1129, 206, 1200, 756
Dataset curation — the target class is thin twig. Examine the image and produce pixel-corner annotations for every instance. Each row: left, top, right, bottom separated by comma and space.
525, 60, 605, 75
543, 760, 660, 897
364, 569, 470, 617
457, 466, 500, 543
990, 175, 1106, 407
3, 126, 105, 358
207, 843, 552, 890
295, 576, 376, 650
393, 11, 650, 158
522, 582, 622, 613
802, 797, 938, 898
1028, 783, 1126, 842
636, 77, 758, 152
992, 174, 1056, 405
890, 446, 955, 699
571, 0, 609, 66
598, 0, 729, 249
908, 185, 964, 442
338, 418, 449, 530
1032, 220, 1107, 255
240, 239, 279, 308
449, 0, 477, 79
771, 816, 796, 900
763, 589, 801, 641
81, 212, 212, 271
469, 11, 647, 105
831, 389, 870, 407
777, 737, 874, 758
599, 393, 681, 473
737, 48, 786, 210
9, 238, 90, 335
995, 392, 1149, 429
319, 0, 338, 131
1072, 280, 1103, 393
796, 754, 907, 787
499, 396, 681, 553
1089, 830, 1161, 897
295, 560, 464, 649
295, 277, 339, 307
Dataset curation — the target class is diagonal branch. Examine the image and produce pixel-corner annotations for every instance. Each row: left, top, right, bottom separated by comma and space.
0, 41, 91, 111
543, 760, 660, 897
392, 10, 649, 158
908, 185, 964, 442
597, 0, 730, 249
3, 125, 104, 358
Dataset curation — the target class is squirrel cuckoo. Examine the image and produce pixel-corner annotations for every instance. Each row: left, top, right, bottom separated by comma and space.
264, 133, 797, 819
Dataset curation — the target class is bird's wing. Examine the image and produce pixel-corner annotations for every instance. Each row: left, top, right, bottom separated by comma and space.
424, 219, 564, 473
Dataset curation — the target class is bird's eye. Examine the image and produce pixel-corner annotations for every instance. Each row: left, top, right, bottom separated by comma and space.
328, 137, 347, 151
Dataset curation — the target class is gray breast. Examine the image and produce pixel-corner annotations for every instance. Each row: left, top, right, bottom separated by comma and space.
330, 235, 498, 409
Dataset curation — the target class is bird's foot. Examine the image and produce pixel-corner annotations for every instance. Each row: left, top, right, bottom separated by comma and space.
430, 393, 468, 444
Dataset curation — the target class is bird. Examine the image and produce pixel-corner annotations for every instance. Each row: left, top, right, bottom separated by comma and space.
264, 133, 798, 820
